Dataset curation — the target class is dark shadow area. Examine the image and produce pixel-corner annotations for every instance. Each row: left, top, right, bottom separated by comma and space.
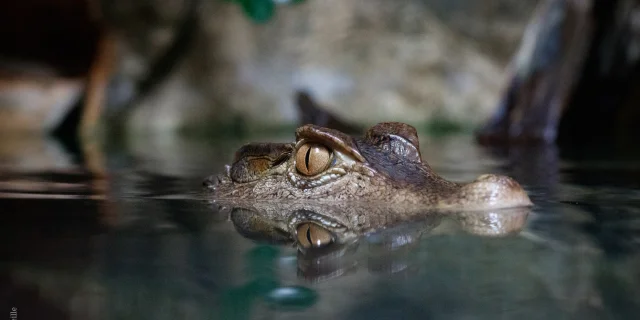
477, 0, 640, 147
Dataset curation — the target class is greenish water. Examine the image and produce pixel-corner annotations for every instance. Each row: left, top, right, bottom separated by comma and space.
1, 133, 639, 320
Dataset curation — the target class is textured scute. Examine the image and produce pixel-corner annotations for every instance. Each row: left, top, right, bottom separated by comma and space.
365, 122, 422, 163
355, 139, 457, 193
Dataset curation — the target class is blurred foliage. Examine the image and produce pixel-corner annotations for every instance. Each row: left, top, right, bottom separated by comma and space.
224, 0, 306, 23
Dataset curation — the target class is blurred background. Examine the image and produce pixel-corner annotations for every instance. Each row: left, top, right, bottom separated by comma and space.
2, 0, 638, 144
0, 0, 537, 136
2, 0, 639, 143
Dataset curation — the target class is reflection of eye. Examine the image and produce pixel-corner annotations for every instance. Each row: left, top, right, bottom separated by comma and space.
295, 143, 331, 176
297, 223, 333, 248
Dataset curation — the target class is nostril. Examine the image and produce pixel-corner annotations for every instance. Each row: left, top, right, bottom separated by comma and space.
202, 175, 219, 189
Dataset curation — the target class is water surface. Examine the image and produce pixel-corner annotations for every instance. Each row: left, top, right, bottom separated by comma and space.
1, 133, 639, 320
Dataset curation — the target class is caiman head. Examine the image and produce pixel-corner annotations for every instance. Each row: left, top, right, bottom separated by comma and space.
204, 122, 532, 210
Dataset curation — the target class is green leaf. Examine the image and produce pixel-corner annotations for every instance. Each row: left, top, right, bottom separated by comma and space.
240, 0, 276, 23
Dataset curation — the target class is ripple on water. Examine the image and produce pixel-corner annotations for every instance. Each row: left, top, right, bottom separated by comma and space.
264, 286, 318, 309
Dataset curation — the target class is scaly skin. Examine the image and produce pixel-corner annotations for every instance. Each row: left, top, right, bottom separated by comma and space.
204, 122, 532, 210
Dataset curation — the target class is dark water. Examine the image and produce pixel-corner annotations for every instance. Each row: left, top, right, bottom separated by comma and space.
1, 134, 639, 320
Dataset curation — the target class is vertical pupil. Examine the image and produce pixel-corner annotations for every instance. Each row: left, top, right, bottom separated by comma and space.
306, 226, 312, 244
305, 148, 311, 169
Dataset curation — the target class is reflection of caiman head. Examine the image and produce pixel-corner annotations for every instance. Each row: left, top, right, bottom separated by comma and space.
205, 122, 532, 210
221, 202, 530, 282
223, 202, 530, 249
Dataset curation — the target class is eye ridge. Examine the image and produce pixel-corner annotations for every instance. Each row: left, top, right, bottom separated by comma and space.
272, 153, 289, 167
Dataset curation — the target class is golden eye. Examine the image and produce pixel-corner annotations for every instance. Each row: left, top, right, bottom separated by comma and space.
296, 223, 333, 248
295, 143, 331, 176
